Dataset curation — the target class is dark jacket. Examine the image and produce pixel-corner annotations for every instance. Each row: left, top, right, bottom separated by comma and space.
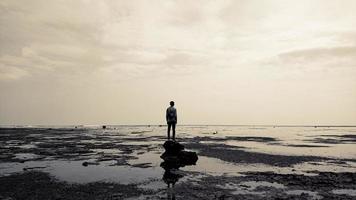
166, 106, 177, 123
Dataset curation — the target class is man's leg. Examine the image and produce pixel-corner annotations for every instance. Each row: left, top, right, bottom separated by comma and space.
172, 123, 176, 140
167, 123, 171, 140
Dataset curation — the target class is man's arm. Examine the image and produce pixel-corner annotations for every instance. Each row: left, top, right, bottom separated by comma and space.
174, 109, 177, 122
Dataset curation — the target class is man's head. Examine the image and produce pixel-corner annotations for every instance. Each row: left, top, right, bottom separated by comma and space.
170, 101, 174, 106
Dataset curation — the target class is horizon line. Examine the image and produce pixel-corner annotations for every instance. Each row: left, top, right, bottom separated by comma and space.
1, 124, 356, 128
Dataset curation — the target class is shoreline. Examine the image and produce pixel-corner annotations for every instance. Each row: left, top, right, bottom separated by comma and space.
1, 127, 355, 199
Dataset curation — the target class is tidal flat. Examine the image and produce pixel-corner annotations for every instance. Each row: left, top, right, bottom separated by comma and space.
1, 125, 356, 199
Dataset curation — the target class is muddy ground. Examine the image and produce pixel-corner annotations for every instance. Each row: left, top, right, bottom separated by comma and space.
0, 127, 356, 199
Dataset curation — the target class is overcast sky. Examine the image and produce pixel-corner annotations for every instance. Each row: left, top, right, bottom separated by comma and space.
1, 0, 356, 125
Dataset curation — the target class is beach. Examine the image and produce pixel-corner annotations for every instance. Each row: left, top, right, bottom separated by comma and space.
0, 125, 356, 199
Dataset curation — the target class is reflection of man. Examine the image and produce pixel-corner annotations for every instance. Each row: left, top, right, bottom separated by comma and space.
163, 169, 182, 187
163, 169, 181, 200
166, 101, 177, 140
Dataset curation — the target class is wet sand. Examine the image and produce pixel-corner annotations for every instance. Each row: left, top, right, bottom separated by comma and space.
1, 126, 356, 199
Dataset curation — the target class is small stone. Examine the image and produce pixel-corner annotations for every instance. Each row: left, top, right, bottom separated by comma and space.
82, 161, 99, 167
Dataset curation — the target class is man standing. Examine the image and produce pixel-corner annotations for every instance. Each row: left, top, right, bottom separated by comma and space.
166, 101, 177, 140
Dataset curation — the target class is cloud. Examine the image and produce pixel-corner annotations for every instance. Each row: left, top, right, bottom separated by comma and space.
0, 63, 29, 80
1, 0, 226, 81
1, 0, 356, 125
265, 46, 356, 70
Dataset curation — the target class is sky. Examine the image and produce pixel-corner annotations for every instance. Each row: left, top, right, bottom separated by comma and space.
0, 0, 356, 125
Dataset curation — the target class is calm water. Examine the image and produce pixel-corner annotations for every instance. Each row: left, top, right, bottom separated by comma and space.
1, 125, 356, 188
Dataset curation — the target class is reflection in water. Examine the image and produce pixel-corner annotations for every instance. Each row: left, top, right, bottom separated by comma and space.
160, 140, 199, 200
161, 161, 185, 200
1, 127, 355, 194
162, 165, 180, 199
161, 163, 183, 187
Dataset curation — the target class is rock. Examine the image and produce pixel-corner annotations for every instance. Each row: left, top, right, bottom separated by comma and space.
160, 140, 198, 168
178, 150, 198, 165
162, 140, 184, 155
102, 125, 106, 129
82, 161, 99, 167
160, 158, 181, 170
160, 140, 199, 185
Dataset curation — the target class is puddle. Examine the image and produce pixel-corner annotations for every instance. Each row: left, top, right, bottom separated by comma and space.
285, 190, 322, 199
293, 161, 356, 173
217, 182, 265, 195
128, 151, 161, 166
0, 150, 206, 186
122, 141, 162, 146
1, 125, 355, 199
92, 149, 123, 154
14, 153, 40, 160
184, 155, 356, 175
332, 189, 356, 196
226, 141, 356, 159
4, 150, 353, 186
0, 160, 163, 184
239, 181, 285, 190
127, 151, 255, 177
184, 156, 242, 175
80, 140, 109, 144
18, 144, 37, 149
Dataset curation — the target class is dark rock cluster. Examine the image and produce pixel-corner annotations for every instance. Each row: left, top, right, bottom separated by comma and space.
160, 140, 198, 170
160, 140, 198, 187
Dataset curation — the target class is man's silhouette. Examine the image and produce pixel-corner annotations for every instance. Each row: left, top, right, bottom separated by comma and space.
166, 101, 177, 140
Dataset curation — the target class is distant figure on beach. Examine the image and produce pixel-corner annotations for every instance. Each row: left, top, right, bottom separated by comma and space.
166, 101, 177, 140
